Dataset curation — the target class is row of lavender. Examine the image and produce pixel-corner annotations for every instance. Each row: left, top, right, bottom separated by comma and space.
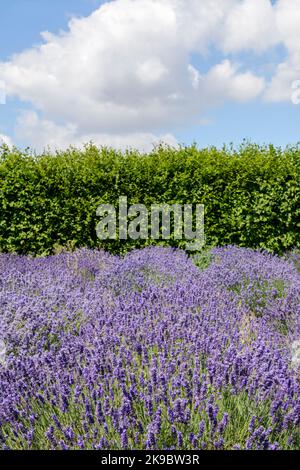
0, 246, 299, 449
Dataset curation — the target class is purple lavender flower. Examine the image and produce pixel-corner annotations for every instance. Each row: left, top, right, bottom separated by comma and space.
0, 246, 299, 450
177, 431, 183, 448
121, 429, 128, 448
198, 420, 205, 439
145, 430, 156, 449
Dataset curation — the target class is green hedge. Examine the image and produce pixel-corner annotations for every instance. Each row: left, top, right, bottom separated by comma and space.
0, 142, 299, 255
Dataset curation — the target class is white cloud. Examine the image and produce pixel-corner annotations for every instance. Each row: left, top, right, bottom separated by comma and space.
221, 0, 279, 53
1, 0, 298, 150
16, 110, 178, 152
264, 0, 300, 102
0, 79, 6, 104
0, 134, 13, 148
275, 0, 300, 52
204, 60, 265, 103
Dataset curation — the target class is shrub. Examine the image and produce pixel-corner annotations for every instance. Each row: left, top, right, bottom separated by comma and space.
0, 142, 299, 255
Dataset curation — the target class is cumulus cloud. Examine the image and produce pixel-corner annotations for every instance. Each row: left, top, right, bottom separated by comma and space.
0, 0, 298, 150
221, 0, 279, 53
0, 134, 13, 148
204, 60, 265, 103
264, 0, 300, 102
15, 110, 178, 152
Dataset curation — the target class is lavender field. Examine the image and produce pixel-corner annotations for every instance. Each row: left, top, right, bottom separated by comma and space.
0, 246, 300, 450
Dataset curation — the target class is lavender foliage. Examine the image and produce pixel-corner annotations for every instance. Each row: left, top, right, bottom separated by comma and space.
0, 246, 299, 449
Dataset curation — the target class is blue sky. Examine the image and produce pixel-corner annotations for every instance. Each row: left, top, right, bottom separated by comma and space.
0, 1, 107, 59
0, 0, 300, 151
0, 0, 105, 146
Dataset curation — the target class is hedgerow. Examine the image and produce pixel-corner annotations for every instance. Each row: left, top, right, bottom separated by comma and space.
0, 142, 299, 255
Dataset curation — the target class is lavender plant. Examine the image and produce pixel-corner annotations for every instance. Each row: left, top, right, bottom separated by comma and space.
0, 246, 299, 450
